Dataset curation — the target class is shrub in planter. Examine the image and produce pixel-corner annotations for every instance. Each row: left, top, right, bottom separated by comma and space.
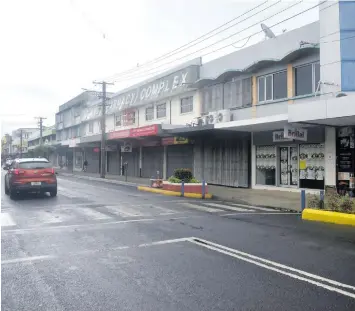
339, 196, 354, 213
173, 168, 193, 183
307, 194, 322, 209
189, 178, 200, 183
168, 176, 181, 183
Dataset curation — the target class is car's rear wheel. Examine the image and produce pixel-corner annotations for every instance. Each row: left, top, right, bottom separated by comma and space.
9, 187, 17, 200
49, 188, 57, 197
4, 181, 9, 195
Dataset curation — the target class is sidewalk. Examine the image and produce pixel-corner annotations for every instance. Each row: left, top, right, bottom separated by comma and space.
56, 169, 301, 211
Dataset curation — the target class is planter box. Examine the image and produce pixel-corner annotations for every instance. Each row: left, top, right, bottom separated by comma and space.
162, 181, 208, 194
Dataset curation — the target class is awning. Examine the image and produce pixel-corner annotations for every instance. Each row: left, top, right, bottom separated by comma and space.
288, 94, 355, 126
214, 114, 289, 132
163, 124, 215, 137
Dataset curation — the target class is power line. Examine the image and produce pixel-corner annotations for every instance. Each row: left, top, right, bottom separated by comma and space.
103, 0, 274, 82
109, 0, 305, 83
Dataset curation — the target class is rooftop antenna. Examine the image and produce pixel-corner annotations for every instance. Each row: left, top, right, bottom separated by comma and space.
261, 23, 276, 40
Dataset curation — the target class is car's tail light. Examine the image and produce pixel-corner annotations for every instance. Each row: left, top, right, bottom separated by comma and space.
44, 168, 55, 174
13, 169, 19, 175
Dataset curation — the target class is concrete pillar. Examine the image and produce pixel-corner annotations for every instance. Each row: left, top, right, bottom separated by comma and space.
251, 132, 256, 188
163, 145, 167, 180
325, 126, 336, 188
139, 146, 143, 177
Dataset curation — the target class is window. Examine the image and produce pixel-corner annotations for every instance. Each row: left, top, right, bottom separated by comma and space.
295, 62, 320, 96
180, 96, 193, 114
256, 146, 276, 186
115, 113, 122, 127
223, 78, 252, 109
89, 121, 94, 133
19, 161, 51, 169
258, 71, 287, 103
156, 103, 166, 118
145, 106, 154, 121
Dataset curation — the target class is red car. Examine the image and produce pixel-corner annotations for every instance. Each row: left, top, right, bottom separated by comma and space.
4, 158, 57, 199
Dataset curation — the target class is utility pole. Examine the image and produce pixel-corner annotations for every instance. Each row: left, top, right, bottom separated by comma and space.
93, 80, 114, 178
35, 117, 47, 146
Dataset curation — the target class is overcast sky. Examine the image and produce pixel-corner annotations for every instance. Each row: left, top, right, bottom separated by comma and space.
0, 0, 319, 135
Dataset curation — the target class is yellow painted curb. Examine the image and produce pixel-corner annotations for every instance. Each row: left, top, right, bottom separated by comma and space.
137, 186, 212, 199
302, 208, 355, 227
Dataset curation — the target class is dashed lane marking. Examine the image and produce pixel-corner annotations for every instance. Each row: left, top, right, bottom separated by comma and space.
203, 202, 254, 212
178, 202, 223, 213
1, 212, 16, 227
229, 203, 278, 212
74, 206, 112, 220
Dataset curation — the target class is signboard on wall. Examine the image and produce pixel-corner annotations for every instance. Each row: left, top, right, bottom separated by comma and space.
272, 131, 292, 143
284, 125, 308, 141
161, 136, 190, 145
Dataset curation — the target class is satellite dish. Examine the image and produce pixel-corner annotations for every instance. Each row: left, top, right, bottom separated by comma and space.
261, 23, 276, 39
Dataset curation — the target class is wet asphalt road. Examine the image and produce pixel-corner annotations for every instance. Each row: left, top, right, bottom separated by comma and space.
2, 173, 355, 311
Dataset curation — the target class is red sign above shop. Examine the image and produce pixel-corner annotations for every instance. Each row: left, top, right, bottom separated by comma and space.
108, 125, 159, 140
93, 147, 100, 153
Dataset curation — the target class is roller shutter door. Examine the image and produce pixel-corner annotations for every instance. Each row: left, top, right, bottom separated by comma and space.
167, 145, 193, 178
142, 147, 164, 178
122, 148, 139, 177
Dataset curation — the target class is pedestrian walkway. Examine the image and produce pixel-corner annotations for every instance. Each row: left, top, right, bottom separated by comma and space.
56, 169, 302, 212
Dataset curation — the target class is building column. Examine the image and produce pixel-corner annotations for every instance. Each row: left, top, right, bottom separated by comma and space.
325, 126, 336, 189
139, 146, 143, 177
251, 76, 257, 118
251, 132, 256, 188
163, 145, 167, 180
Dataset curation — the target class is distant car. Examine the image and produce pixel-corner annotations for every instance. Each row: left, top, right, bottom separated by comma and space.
4, 158, 57, 199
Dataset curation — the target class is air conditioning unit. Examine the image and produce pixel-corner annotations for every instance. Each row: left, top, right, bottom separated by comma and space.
121, 142, 132, 153
205, 112, 218, 125
216, 109, 231, 123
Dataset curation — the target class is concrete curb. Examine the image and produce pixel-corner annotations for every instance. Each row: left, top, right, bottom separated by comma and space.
57, 172, 141, 188
302, 208, 355, 227
137, 186, 213, 199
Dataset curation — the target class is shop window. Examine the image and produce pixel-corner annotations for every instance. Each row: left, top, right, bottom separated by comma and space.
256, 146, 276, 186
295, 62, 320, 96
145, 106, 154, 121
156, 103, 166, 119
258, 71, 287, 103
88, 121, 94, 133
299, 143, 325, 189
115, 113, 122, 127
180, 96, 193, 114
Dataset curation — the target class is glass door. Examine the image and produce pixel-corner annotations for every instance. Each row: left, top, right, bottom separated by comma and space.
279, 146, 298, 187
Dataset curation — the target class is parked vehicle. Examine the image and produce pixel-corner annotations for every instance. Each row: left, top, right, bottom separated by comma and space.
4, 158, 57, 199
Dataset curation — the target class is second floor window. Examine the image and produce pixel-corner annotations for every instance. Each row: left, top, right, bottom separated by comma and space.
258, 71, 287, 103
115, 114, 122, 127
295, 62, 320, 96
89, 121, 94, 133
180, 96, 193, 114
145, 107, 154, 121
156, 103, 166, 118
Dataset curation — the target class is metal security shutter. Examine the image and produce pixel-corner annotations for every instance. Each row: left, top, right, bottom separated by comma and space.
107, 151, 120, 175
167, 145, 193, 178
85, 149, 100, 174
122, 148, 139, 177
204, 138, 249, 187
142, 146, 164, 178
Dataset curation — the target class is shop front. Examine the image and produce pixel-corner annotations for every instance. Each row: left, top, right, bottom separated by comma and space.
253, 126, 325, 190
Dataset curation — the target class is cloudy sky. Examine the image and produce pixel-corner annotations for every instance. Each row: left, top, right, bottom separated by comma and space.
0, 0, 319, 135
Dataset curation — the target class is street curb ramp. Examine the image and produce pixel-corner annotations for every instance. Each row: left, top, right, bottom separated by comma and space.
137, 186, 213, 199
302, 208, 355, 227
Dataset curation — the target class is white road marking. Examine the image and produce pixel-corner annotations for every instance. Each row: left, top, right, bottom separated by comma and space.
74, 206, 112, 220
138, 237, 190, 247
35, 211, 66, 224
179, 202, 222, 213
221, 212, 298, 216
204, 203, 254, 212
148, 205, 177, 214
189, 238, 355, 294
229, 203, 278, 212
1, 213, 16, 227
2, 255, 55, 264
103, 205, 144, 217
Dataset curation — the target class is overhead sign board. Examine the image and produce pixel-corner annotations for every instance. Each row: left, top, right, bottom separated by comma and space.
107, 125, 159, 140
272, 131, 293, 143
284, 125, 308, 141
